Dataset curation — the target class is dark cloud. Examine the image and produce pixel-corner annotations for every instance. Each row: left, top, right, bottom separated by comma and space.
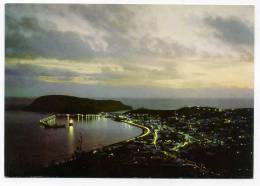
103, 34, 195, 58
72, 5, 196, 58
70, 5, 136, 35
5, 63, 84, 79
138, 36, 196, 57
204, 16, 254, 46
5, 16, 98, 60
5, 4, 196, 60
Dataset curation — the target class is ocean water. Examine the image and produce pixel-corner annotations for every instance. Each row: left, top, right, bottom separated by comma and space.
116, 98, 254, 110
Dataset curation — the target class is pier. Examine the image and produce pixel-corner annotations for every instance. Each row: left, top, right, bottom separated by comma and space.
67, 114, 101, 121
39, 114, 101, 128
39, 115, 57, 127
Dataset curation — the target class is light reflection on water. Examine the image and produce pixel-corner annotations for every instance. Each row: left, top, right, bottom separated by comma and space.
68, 126, 75, 154
5, 111, 142, 176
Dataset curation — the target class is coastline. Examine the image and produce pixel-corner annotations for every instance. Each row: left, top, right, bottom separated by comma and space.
123, 121, 151, 141
77, 119, 152, 156
40, 117, 150, 168
14, 107, 253, 178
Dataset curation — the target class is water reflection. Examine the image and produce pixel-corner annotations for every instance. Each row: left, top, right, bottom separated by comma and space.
68, 126, 75, 154
5, 111, 143, 176
67, 114, 70, 124
123, 122, 132, 130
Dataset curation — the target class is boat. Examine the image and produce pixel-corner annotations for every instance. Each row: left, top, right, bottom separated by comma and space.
69, 119, 74, 126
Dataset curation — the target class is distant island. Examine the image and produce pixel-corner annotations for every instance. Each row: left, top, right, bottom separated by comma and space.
26, 95, 132, 114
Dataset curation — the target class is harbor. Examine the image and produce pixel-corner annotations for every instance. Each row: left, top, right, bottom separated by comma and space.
32, 107, 253, 178
5, 111, 143, 176
39, 114, 102, 128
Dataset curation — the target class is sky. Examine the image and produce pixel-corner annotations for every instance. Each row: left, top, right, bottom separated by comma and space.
5, 4, 254, 98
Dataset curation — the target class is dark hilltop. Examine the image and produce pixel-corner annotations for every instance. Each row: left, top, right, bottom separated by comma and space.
26, 95, 132, 114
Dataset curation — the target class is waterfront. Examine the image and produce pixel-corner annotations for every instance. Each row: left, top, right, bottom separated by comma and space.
5, 111, 142, 176
34, 107, 253, 178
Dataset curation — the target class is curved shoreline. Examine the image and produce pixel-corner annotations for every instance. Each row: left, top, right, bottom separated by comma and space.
85, 119, 151, 153
30, 118, 154, 177
40, 113, 150, 143
35, 114, 151, 170
122, 121, 151, 142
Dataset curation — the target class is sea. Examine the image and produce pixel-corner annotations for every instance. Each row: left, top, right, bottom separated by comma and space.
116, 98, 254, 110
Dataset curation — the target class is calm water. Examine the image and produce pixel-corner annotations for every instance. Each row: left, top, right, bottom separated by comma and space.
117, 98, 254, 110
5, 111, 142, 176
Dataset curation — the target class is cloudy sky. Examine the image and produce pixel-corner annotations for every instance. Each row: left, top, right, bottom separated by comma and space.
5, 4, 254, 98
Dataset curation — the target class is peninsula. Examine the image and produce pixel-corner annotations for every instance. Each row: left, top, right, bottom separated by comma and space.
26, 95, 132, 114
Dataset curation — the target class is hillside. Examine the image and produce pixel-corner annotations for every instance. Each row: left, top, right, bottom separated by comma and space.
26, 95, 132, 114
